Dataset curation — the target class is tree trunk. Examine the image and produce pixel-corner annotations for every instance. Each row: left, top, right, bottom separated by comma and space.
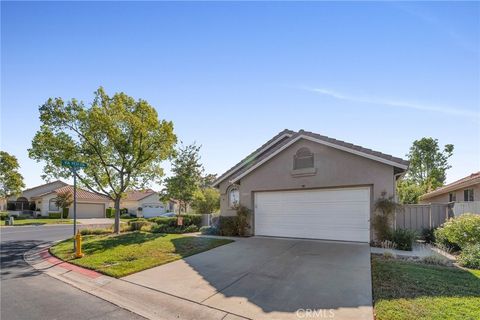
114, 198, 121, 234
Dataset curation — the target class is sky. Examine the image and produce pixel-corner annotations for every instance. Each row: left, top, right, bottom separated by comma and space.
1, 1, 479, 190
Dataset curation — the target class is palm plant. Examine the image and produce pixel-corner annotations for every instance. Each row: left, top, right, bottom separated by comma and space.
55, 191, 73, 219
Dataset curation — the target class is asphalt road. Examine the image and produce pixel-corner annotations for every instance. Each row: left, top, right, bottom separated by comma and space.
1, 225, 145, 320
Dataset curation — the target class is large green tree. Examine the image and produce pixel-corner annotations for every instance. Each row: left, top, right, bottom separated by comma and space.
28, 87, 176, 233
0, 151, 25, 198
160, 143, 203, 213
397, 137, 454, 203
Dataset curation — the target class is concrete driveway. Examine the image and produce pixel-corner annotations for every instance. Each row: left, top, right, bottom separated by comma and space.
123, 237, 373, 320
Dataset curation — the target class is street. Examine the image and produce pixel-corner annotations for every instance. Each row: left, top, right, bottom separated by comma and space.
0, 225, 145, 320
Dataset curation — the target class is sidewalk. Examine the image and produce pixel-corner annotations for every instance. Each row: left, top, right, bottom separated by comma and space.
24, 244, 248, 320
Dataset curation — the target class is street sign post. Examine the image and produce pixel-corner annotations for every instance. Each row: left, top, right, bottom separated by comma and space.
61, 160, 87, 250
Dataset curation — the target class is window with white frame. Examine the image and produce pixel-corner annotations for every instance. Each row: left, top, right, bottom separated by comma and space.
228, 186, 240, 208
49, 198, 59, 211
464, 189, 474, 202
293, 147, 314, 170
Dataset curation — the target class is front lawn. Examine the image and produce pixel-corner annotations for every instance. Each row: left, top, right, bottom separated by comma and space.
2, 219, 74, 226
372, 255, 480, 320
50, 232, 233, 277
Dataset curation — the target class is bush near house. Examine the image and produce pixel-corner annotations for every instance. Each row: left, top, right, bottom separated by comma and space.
390, 229, 417, 251
434, 213, 480, 250
48, 212, 62, 219
458, 244, 480, 269
129, 214, 202, 234
0, 212, 9, 221
217, 206, 251, 236
105, 207, 115, 218
200, 225, 219, 235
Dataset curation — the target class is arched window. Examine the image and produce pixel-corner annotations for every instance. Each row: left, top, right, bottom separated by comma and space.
49, 198, 59, 211
228, 186, 240, 208
294, 147, 314, 170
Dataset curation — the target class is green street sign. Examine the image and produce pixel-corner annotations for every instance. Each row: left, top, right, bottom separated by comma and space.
61, 160, 87, 168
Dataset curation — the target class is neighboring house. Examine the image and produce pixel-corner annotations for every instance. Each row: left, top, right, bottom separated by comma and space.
419, 172, 480, 216
213, 129, 409, 242
8, 180, 110, 218
119, 189, 176, 218
419, 172, 479, 203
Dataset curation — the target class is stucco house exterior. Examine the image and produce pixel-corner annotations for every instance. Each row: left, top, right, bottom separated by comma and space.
119, 189, 176, 218
8, 180, 110, 218
419, 172, 479, 204
213, 129, 409, 242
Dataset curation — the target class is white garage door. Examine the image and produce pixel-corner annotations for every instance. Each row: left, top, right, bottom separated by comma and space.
76, 203, 105, 219
142, 203, 167, 218
254, 187, 370, 242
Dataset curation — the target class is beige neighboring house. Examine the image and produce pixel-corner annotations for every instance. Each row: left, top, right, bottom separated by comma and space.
119, 189, 176, 218
419, 172, 479, 203
213, 129, 409, 242
8, 180, 110, 218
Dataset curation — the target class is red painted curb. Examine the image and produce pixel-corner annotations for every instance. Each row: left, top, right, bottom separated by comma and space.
40, 248, 102, 279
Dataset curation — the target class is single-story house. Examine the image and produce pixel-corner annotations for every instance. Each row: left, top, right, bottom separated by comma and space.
419, 172, 479, 204
118, 189, 176, 218
213, 129, 409, 242
8, 180, 110, 218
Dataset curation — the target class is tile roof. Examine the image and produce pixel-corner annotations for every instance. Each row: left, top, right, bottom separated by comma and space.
214, 129, 409, 186
32, 185, 110, 201
123, 189, 157, 201
420, 172, 480, 200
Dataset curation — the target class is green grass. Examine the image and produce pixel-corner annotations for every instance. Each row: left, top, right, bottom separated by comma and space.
50, 232, 233, 277
372, 255, 480, 320
2, 219, 74, 226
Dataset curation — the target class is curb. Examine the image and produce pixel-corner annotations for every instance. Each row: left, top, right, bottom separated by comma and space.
24, 244, 249, 320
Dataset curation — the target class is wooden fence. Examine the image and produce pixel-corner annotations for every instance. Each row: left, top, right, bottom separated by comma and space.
394, 203, 451, 231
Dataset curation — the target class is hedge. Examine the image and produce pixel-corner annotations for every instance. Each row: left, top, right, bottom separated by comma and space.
48, 212, 62, 219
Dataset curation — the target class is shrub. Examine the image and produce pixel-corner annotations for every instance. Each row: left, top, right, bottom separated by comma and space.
120, 213, 131, 219
14, 214, 28, 220
0, 212, 9, 221
183, 225, 199, 233
458, 244, 480, 269
140, 224, 152, 232
219, 216, 238, 236
149, 216, 178, 227
48, 212, 61, 219
391, 228, 416, 251
200, 226, 219, 235
434, 214, 480, 249
62, 208, 69, 219
105, 207, 115, 218
422, 254, 450, 266
128, 219, 151, 231
181, 214, 202, 228
80, 228, 112, 235
420, 228, 436, 243
236, 206, 251, 236
120, 208, 129, 215
373, 192, 401, 241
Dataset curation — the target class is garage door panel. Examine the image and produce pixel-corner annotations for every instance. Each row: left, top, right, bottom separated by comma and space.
77, 203, 105, 219
254, 188, 370, 242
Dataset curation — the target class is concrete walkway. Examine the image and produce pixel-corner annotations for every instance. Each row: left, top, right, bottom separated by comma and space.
124, 237, 373, 320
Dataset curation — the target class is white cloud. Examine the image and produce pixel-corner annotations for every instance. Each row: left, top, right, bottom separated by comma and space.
305, 87, 480, 119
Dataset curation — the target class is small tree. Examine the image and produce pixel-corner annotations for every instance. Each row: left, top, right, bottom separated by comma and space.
397, 180, 425, 204
55, 191, 73, 219
191, 187, 220, 214
28, 87, 176, 233
0, 151, 25, 198
160, 143, 203, 213
373, 192, 402, 241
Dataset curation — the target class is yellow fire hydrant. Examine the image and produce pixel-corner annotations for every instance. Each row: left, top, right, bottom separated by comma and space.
75, 231, 84, 258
